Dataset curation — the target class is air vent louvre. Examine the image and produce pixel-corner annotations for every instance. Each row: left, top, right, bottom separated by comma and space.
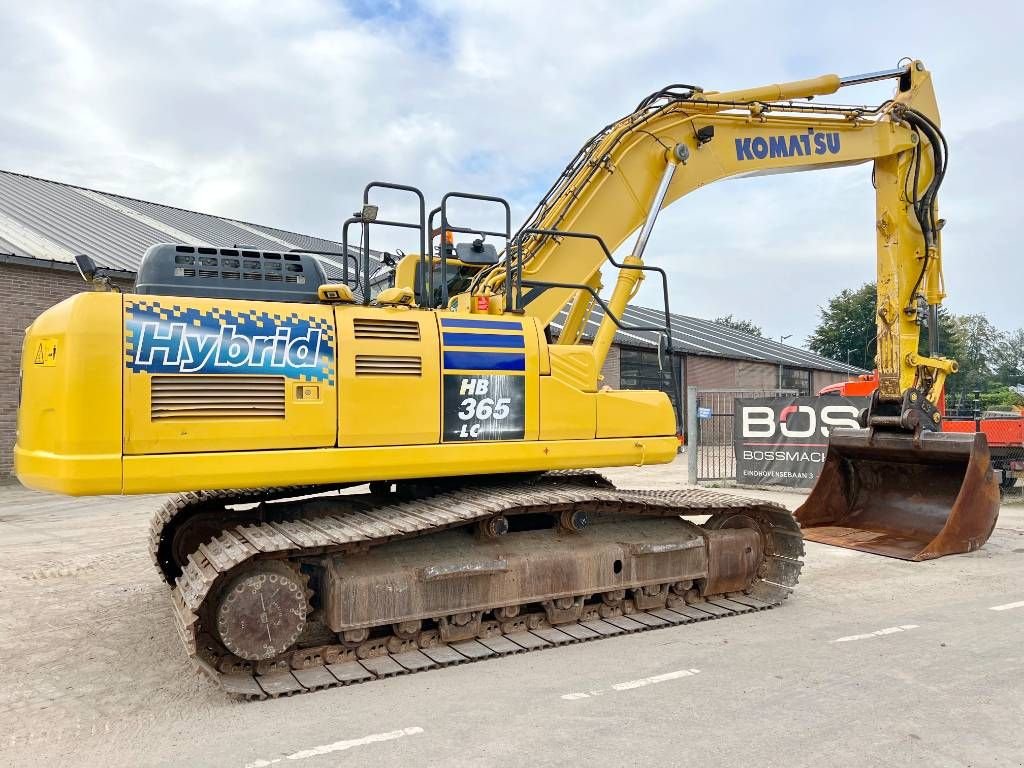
355, 355, 422, 376
150, 375, 286, 420
353, 318, 421, 341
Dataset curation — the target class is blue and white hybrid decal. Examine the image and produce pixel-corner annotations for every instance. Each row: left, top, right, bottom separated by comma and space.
125, 300, 335, 384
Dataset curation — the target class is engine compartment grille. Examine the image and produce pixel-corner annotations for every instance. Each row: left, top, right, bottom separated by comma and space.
353, 318, 420, 341
150, 375, 286, 420
354, 355, 423, 376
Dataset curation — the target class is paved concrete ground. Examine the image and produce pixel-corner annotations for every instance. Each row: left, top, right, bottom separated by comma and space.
1, 458, 1022, 767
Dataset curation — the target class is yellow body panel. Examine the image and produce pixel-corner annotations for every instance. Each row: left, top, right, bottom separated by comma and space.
596, 390, 674, 439
435, 314, 542, 443
118, 437, 677, 494
15, 292, 123, 495
336, 305, 440, 446
538, 377, 597, 441
548, 345, 598, 392
15, 291, 674, 496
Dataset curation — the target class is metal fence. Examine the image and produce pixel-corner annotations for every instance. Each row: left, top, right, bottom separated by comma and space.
685, 387, 1024, 498
944, 413, 1024, 500
686, 387, 797, 483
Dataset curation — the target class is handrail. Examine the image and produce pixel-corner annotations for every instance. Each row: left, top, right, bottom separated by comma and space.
438, 192, 511, 309
508, 226, 682, 433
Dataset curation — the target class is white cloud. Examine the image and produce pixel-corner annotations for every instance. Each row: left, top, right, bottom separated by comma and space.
0, 0, 1019, 343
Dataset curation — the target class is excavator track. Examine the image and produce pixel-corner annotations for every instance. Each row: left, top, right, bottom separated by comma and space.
149, 483, 358, 585
154, 473, 803, 699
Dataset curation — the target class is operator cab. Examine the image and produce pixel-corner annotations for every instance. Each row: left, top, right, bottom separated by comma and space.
402, 237, 501, 307
343, 182, 511, 311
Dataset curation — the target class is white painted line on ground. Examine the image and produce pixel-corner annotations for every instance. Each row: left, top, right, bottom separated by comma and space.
243, 726, 424, 767
831, 624, 919, 643
562, 669, 700, 700
990, 600, 1024, 612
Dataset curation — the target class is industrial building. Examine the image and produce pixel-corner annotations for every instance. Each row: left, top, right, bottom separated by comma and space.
0, 169, 862, 476
559, 305, 859, 403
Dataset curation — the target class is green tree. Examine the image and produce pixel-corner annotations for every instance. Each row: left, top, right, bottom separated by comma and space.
806, 282, 877, 369
991, 328, 1024, 383
806, 282, 1009, 400
713, 314, 763, 338
945, 313, 1002, 397
978, 385, 1024, 412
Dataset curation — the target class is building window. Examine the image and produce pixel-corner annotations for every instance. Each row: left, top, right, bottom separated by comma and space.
780, 366, 811, 396
619, 346, 680, 408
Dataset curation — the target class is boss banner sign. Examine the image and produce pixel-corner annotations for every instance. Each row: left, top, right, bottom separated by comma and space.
733, 395, 869, 488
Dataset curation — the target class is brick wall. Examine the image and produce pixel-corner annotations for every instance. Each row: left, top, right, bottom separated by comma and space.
0, 263, 131, 479
687, 354, 851, 394
735, 360, 782, 389
685, 355, 737, 389
811, 369, 853, 391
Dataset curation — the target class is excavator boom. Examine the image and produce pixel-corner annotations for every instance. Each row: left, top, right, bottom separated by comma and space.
459, 60, 998, 560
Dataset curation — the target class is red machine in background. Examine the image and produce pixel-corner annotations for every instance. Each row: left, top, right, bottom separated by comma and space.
820, 372, 1024, 490
818, 374, 881, 399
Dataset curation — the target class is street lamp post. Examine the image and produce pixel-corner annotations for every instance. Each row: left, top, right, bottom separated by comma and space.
778, 334, 792, 389
847, 348, 857, 379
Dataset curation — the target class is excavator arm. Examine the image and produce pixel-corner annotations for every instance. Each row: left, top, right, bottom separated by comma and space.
461, 60, 998, 560
465, 62, 949, 421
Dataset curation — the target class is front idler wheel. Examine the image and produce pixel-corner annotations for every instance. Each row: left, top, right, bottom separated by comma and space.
213, 561, 309, 662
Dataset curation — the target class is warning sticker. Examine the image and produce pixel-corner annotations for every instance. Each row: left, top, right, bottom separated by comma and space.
443, 374, 525, 442
33, 338, 58, 367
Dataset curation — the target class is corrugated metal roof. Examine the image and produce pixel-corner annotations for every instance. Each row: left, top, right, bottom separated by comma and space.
0, 172, 175, 271
0, 169, 860, 373
552, 303, 864, 375
0, 232, 27, 258
0, 170, 381, 282
106, 193, 291, 252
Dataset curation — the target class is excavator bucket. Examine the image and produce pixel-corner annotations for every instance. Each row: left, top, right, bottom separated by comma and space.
795, 429, 1000, 561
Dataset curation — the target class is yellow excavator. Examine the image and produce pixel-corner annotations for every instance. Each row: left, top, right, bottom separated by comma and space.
15, 60, 998, 698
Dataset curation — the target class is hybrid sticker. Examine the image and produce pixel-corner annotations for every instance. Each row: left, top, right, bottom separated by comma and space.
443, 374, 525, 442
735, 130, 841, 161
125, 300, 335, 383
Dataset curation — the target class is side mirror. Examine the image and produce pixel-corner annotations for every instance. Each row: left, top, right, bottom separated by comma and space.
74, 253, 98, 283
73, 253, 118, 292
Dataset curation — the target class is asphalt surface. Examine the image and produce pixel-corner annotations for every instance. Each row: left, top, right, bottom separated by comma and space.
1, 459, 1022, 768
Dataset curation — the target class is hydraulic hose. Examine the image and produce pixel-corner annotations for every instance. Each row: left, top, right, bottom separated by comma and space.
901, 108, 947, 306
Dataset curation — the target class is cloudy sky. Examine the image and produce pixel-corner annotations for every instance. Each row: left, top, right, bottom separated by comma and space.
1, 0, 1019, 344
